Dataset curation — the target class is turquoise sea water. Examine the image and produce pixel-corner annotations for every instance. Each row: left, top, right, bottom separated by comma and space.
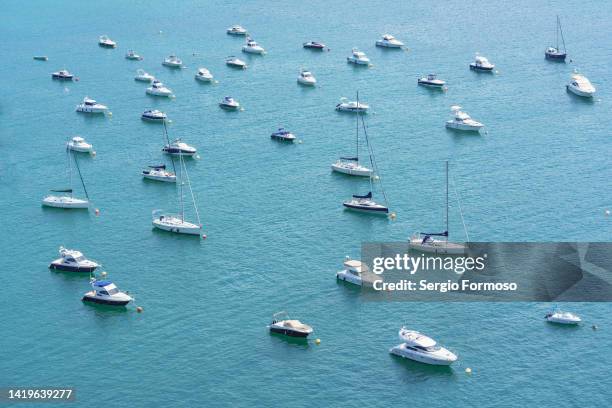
1, 1, 611, 406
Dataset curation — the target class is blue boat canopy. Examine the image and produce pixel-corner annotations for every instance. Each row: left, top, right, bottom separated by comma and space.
353, 192, 372, 199
93, 280, 112, 287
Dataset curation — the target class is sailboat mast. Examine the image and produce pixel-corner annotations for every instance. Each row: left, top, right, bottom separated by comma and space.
163, 122, 177, 175
73, 151, 89, 200
179, 153, 185, 222
555, 15, 559, 50
356, 91, 360, 162
558, 16, 566, 52
67, 147, 73, 198
445, 160, 449, 242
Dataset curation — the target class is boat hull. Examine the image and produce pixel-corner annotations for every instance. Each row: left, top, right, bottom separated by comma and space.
42, 196, 89, 209
142, 173, 176, 183
409, 239, 466, 255
269, 327, 310, 338
347, 58, 370, 65
545, 52, 566, 61
142, 115, 166, 122
195, 75, 213, 82
418, 80, 445, 88
445, 122, 483, 132
76, 106, 107, 114
390, 344, 456, 366
336, 270, 363, 286
376, 41, 403, 48
82, 295, 130, 306
566, 85, 595, 98
49, 262, 97, 272
331, 163, 372, 177
343, 203, 389, 215
152, 219, 201, 235
297, 78, 316, 86
469, 64, 494, 72
242, 47, 264, 55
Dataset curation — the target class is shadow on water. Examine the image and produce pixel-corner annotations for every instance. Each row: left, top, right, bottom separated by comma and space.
41, 206, 92, 220
445, 127, 484, 138
268, 331, 311, 349
82, 301, 130, 315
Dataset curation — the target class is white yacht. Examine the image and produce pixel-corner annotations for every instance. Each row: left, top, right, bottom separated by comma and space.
469, 55, 495, 71
303, 41, 326, 50
268, 312, 313, 338
142, 164, 176, 183
195, 68, 213, 82
270, 128, 296, 142
566, 72, 596, 97
418, 73, 446, 88
336, 257, 366, 286
125, 50, 143, 60
242, 37, 265, 54
49, 246, 99, 272
162, 139, 197, 157
141, 109, 167, 122
297, 69, 317, 86
52, 69, 74, 80
82, 278, 133, 306
43, 149, 90, 209
162, 55, 183, 68
376, 34, 404, 48
347, 48, 371, 65
219, 96, 240, 110
146, 80, 174, 97
545, 16, 567, 61
152, 213, 202, 235
76, 97, 108, 114
227, 25, 248, 35
134, 69, 155, 82
67, 136, 93, 153
343, 192, 389, 215
336, 98, 369, 113
545, 311, 581, 325
390, 328, 457, 366
445, 106, 484, 132
98, 35, 116, 48
226, 55, 247, 69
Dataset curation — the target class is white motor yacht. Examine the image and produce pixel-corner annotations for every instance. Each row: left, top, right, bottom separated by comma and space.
268, 312, 313, 338
336, 98, 369, 113
98, 35, 117, 48
67, 136, 93, 153
195, 68, 213, 82
376, 34, 404, 48
445, 106, 484, 132
336, 257, 367, 286
125, 49, 143, 60
567, 72, 596, 97
242, 37, 265, 54
343, 192, 389, 215
162, 139, 197, 157
347, 48, 371, 65
418, 73, 446, 88
134, 69, 155, 82
52, 69, 74, 80
142, 164, 176, 183
469, 55, 495, 71
49, 246, 99, 272
141, 109, 167, 122
227, 25, 248, 35
76, 97, 108, 114
545, 311, 581, 325
390, 327, 458, 365
225, 56, 247, 69
219, 96, 240, 110
297, 69, 317, 86
146, 80, 174, 97
162, 55, 183, 68
303, 41, 326, 50
270, 128, 296, 142
82, 278, 133, 306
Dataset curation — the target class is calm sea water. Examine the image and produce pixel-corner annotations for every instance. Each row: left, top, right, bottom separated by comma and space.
1, 0, 611, 407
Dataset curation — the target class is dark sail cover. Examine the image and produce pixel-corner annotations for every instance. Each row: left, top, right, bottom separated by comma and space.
340, 157, 358, 161
422, 231, 448, 237
149, 165, 166, 169
353, 192, 372, 199
51, 189, 72, 193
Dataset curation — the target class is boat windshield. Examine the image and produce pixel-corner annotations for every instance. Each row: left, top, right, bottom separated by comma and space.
74, 255, 85, 262
107, 287, 119, 295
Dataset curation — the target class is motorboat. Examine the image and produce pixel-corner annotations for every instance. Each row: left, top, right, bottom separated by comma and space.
76, 97, 108, 114
268, 312, 313, 338
142, 164, 176, 183
545, 16, 567, 61
343, 192, 389, 215
34, 56, 48, 61
146, 80, 174, 97
141, 109, 167, 122
162, 139, 197, 157
219, 96, 240, 110
49, 246, 99, 272
469, 55, 494, 71
125, 49, 143, 60
347, 48, 371, 66
376, 34, 404, 48
98, 35, 116, 48
67, 136, 94, 153
336, 98, 369, 113
242, 38, 265, 54
297, 69, 317, 86
82, 278, 133, 306
227, 25, 248, 35
162, 55, 183, 68
545, 311, 581, 325
332, 158, 373, 177
134, 69, 155, 82
303, 41, 326, 50
566, 72, 596, 97
336, 257, 367, 286
445, 106, 484, 132
52, 69, 74, 80
226, 56, 247, 69
195, 68, 213, 82
390, 327, 457, 366
270, 128, 296, 142
418, 73, 446, 88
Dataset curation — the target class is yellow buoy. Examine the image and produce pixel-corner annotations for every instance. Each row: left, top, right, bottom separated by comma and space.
465, 367, 472, 374
315, 338, 321, 345
389, 212, 397, 220
136, 306, 143, 313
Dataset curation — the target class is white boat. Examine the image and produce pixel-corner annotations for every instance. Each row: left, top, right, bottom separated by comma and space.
303, 41, 326, 50
469, 55, 494, 71
335, 97, 369, 113
162, 55, 183, 68
297, 69, 317, 86
445, 105, 484, 132
268, 312, 313, 338
146, 80, 174, 97
67, 136, 93, 153
410, 161, 467, 255
418, 73, 446, 88
162, 139, 197, 157
390, 327, 457, 366
98, 35, 116, 48
567, 72, 596, 97
142, 164, 176, 183
42, 149, 90, 209
376, 34, 404, 48
76, 97, 108, 114
219, 96, 240, 110
227, 25, 248, 35
270, 128, 296, 142
125, 49, 143, 60
141, 109, 167, 122
134, 69, 155, 82
52, 69, 74, 80
343, 192, 389, 215
347, 48, 371, 65
332, 93, 373, 177
226, 55, 247, 69
545, 16, 567, 61
336, 257, 366, 286
545, 311, 581, 325
242, 37, 265, 54
49, 246, 99, 272
82, 278, 133, 306
195, 68, 213, 82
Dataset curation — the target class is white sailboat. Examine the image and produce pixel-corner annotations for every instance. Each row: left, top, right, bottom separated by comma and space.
409, 161, 467, 254
42, 148, 90, 209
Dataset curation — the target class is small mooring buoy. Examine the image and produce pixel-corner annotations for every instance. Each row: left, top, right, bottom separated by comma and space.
136, 306, 143, 313
95, 208, 100, 216
465, 367, 472, 374
315, 338, 321, 345
592, 325, 598, 330
202, 234, 207, 239
605, 209, 610, 217
389, 212, 397, 220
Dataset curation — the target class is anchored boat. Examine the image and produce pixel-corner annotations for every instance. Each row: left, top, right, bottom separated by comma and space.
49, 246, 99, 272
268, 312, 313, 338
42, 148, 90, 209
545, 16, 567, 61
